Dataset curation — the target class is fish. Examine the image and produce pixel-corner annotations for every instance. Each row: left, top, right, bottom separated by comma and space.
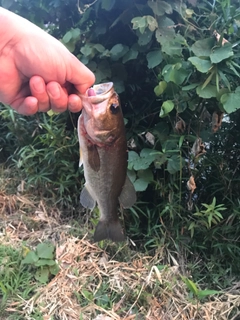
78, 82, 136, 242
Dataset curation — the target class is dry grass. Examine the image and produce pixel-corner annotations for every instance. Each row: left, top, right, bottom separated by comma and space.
1, 189, 240, 320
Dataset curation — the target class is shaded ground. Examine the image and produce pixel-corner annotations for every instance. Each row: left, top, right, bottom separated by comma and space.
0, 171, 240, 319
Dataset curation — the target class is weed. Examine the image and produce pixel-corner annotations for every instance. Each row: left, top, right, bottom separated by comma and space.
0, 244, 40, 318
21, 242, 59, 284
182, 276, 221, 301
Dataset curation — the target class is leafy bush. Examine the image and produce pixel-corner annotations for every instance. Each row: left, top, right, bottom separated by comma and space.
0, 105, 81, 207
1, 0, 240, 287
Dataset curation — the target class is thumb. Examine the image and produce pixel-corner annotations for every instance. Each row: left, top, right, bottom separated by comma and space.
66, 55, 95, 94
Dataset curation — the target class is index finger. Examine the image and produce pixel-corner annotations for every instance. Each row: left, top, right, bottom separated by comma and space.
66, 55, 95, 94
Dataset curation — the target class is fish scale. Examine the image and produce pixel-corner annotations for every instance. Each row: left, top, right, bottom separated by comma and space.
78, 82, 136, 242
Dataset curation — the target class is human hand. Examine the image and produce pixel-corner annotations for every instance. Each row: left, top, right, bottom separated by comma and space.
0, 8, 95, 115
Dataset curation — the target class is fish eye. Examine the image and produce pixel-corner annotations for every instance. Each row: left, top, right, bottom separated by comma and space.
110, 103, 119, 114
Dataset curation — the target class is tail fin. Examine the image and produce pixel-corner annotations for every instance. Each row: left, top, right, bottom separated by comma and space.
94, 220, 125, 242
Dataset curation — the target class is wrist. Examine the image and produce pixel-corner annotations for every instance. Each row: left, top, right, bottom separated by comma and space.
0, 7, 33, 53
0, 8, 18, 52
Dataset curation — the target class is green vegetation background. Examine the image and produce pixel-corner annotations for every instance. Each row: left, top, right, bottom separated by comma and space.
1, 0, 240, 289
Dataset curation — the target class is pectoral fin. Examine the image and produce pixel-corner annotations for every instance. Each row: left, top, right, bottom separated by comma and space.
88, 144, 100, 172
118, 175, 137, 208
80, 184, 96, 210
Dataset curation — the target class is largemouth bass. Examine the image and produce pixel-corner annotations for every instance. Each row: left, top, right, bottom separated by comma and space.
78, 82, 136, 242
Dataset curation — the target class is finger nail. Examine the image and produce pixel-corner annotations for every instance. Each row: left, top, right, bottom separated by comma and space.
68, 102, 82, 113
48, 85, 61, 99
33, 78, 45, 93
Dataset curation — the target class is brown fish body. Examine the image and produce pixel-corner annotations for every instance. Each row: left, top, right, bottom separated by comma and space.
78, 82, 136, 242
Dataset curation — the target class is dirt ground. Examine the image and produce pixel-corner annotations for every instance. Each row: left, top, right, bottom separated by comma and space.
1, 191, 240, 320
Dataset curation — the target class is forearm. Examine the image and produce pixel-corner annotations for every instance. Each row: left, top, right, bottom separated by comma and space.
0, 8, 17, 49
0, 7, 41, 53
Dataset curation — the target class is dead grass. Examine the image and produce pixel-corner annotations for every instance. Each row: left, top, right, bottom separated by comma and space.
0, 189, 240, 320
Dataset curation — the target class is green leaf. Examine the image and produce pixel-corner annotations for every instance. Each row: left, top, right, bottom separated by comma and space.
128, 149, 157, 171
80, 44, 93, 57
139, 148, 157, 168
148, 0, 172, 16
220, 92, 240, 113
138, 168, 153, 182
218, 70, 231, 91
162, 41, 183, 56
210, 43, 234, 64
113, 80, 125, 94
191, 38, 215, 57
212, 197, 216, 207
182, 83, 199, 91
122, 49, 138, 63
80, 55, 89, 65
196, 85, 217, 98
160, 1, 173, 14
167, 154, 183, 174
226, 61, 240, 77
49, 264, 60, 276
22, 251, 39, 265
154, 81, 167, 96
128, 151, 139, 170
127, 169, 137, 183
215, 211, 223, 219
71, 28, 81, 39
188, 57, 212, 73
152, 122, 169, 143
34, 259, 56, 267
132, 166, 154, 191
0, 281, 7, 294
94, 44, 105, 53
146, 50, 162, 68
1, 0, 14, 9
155, 17, 175, 41
137, 28, 153, 46
35, 267, 50, 284
47, 109, 59, 117
87, 61, 97, 72
154, 153, 168, 168
131, 16, 147, 30
162, 64, 188, 85
155, 17, 182, 55
62, 30, 72, 44
146, 15, 158, 31
110, 44, 129, 61
208, 213, 213, 227
179, 135, 185, 148
134, 178, 149, 192
36, 243, 55, 260
162, 139, 178, 153
188, 222, 196, 238
160, 100, 174, 118
95, 60, 112, 83
110, 44, 123, 55
201, 71, 215, 89
82, 289, 93, 300
231, 62, 240, 73
99, 49, 111, 58
197, 290, 220, 299
64, 40, 76, 53
182, 277, 199, 296
101, 0, 115, 11
186, 8, 194, 18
